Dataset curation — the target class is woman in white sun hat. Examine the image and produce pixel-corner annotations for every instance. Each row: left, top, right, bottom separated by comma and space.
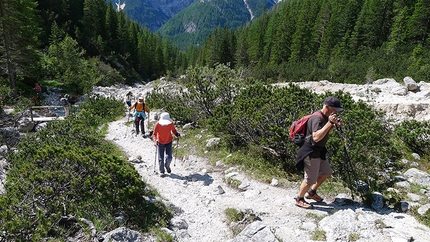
152, 112, 180, 177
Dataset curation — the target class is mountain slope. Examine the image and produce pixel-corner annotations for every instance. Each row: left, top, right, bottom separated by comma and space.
106, 0, 195, 32
157, 0, 280, 50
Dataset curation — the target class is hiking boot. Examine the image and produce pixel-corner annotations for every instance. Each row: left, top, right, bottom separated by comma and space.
305, 191, 324, 202
160, 173, 166, 178
295, 197, 313, 209
165, 166, 171, 174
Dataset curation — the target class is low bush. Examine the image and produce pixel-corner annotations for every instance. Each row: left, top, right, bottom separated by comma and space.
0, 96, 172, 240
394, 120, 430, 157
147, 64, 405, 201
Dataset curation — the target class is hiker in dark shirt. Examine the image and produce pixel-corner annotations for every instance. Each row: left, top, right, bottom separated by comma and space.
60, 94, 70, 117
125, 91, 133, 107
294, 97, 344, 209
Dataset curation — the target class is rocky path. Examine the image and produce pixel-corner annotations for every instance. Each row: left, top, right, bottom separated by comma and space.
105, 112, 430, 242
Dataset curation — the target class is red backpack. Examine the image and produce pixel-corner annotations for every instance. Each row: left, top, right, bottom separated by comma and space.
289, 111, 323, 146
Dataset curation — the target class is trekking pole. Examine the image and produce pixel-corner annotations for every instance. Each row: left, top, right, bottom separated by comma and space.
147, 112, 150, 135
174, 137, 179, 166
336, 126, 363, 201
154, 142, 158, 173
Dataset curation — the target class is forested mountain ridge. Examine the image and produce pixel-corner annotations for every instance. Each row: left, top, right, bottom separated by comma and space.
191, 0, 430, 84
157, 0, 280, 50
104, 0, 281, 50
105, 0, 195, 32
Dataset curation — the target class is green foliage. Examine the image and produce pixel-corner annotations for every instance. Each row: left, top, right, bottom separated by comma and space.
180, 0, 430, 85
0, 0, 42, 96
41, 36, 116, 94
149, 64, 403, 200
394, 120, 430, 156
157, 0, 276, 50
225, 208, 244, 223
146, 64, 246, 125
326, 93, 402, 197
0, 96, 172, 240
312, 229, 326, 241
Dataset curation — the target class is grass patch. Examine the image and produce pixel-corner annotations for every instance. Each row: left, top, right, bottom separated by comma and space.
312, 229, 326, 240
305, 213, 327, 221
41, 80, 65, 88
150, 227, 174, 242
224, 208, 260, 236
225, 176, 242, 189
348, 233, 360, 241
225, 208, 244, 223
317, 179, 350, 198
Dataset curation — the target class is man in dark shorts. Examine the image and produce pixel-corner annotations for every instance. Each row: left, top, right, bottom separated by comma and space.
294, 97, 344, 209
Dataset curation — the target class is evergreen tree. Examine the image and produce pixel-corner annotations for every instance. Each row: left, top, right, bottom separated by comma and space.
407, 0, 430, 44
235, 27, 251, 67
350, 0, 394, 51
386, 0, 416, 52
137, 31, 149, 78
81, 0, 107, 55
269, 4, 296, 65
105, 2, 118, 51
289, 0, 321, 62
0, 0, 41, 96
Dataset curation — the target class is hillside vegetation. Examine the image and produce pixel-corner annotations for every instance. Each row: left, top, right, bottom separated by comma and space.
157, 0, 277, 50
1, 0, 430, 239
146, 63, 430, 214
0, 96, 172, 240
189, 0, 430, 84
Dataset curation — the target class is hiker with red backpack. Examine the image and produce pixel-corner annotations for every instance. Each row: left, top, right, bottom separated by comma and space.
129, 96, 150, 137
152, 112, 180, 177
294, 96, 344, 209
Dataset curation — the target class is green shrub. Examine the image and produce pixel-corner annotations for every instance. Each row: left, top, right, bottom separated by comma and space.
394, 120, 430, 156
147, 64, 404, 201
0, 96, 172, 240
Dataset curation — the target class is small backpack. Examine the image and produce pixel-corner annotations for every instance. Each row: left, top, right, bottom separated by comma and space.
289, 111, 323, 146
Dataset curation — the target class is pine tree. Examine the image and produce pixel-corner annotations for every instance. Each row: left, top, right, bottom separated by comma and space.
407, 0, 430, 44
81, 0, 107, 55
0, 0, 41, 97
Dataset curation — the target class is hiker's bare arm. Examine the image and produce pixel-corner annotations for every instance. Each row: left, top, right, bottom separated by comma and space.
312, 122, 333, 143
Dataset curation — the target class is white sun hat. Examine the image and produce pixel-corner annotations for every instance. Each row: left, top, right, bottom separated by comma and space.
159, 112, 173, 126
138, 96, 144, 103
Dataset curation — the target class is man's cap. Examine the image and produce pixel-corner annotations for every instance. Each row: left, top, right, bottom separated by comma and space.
324, 96, 343, 112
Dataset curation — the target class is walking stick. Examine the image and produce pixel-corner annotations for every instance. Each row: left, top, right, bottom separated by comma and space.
336, 126, 365, 201
174, 137, 179, 166
124, 108, 131, 138
147, 112, 150, 135
154, 142, 158, 173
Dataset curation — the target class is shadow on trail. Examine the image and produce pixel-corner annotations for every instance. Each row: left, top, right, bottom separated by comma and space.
168, 173, 214, 186
311, 199, 394, 215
